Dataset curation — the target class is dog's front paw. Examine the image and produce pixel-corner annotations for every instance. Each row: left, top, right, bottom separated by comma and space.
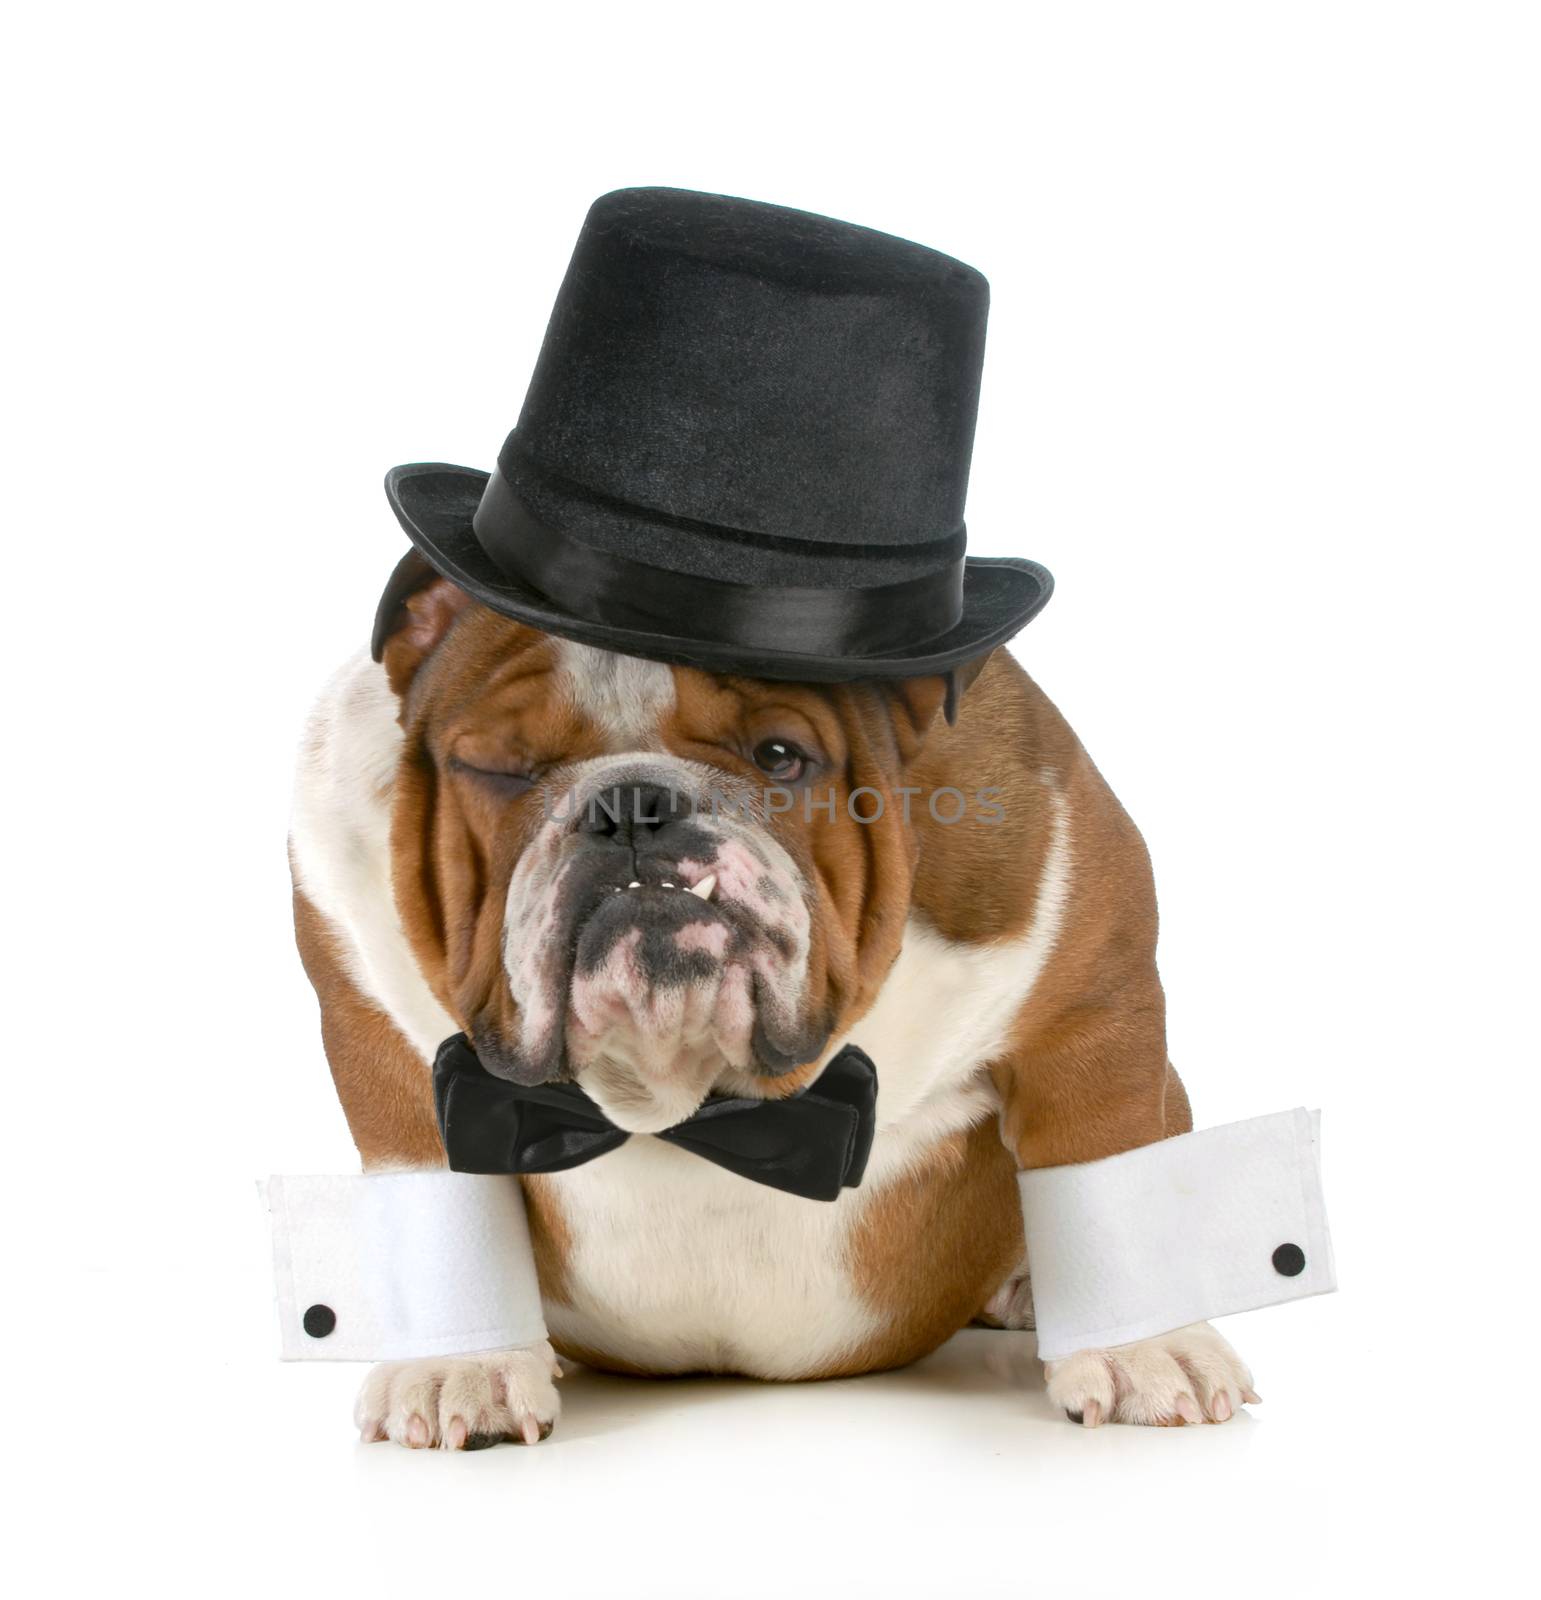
1045, 1322, 1259, 1427
354, 1341, 563, 1450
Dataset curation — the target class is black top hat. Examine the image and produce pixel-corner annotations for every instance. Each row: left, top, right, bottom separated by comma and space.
383, 187, 1051, 682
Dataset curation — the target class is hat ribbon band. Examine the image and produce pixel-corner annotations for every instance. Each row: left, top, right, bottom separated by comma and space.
471, 466, 966, 659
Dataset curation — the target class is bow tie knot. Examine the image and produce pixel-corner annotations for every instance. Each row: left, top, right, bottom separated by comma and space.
433, 1035, 878, 1202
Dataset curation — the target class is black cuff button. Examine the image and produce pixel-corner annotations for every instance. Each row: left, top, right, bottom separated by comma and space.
303, 1303, 337, 1338
1271, 1243, 1306, 1277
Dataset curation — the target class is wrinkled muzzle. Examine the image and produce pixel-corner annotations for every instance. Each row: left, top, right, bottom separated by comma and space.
484, 758, 823, 1132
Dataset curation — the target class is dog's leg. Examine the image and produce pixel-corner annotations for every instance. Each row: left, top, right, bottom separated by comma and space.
991, 1009, 1255, 1425
975, 1259, 1034, 1329
293, 886, 562, 1447
979, 738, 1254, 1425
292, 885, 446, 1169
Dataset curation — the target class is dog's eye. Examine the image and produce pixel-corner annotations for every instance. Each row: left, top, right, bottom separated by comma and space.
447, 756, 536, 794
751, 739, 807, 783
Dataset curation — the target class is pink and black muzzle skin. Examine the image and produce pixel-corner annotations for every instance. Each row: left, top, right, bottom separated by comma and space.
480, 757, 826, 1134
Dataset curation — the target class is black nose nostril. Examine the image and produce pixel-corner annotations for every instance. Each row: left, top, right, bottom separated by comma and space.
578, 782, 694, 841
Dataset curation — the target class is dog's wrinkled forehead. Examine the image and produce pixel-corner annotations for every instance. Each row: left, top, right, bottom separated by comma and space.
557, 640, 676, 751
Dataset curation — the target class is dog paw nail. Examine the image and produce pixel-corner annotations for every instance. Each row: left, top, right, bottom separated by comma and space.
406, 1414, 430, 1448
1175, 1394, 1202, 1426
519, 1415, 543, 1446
1211, 1392, 1233, 1422
1242, 1387, 1262, 1405
445, 1417, 468, 1450
1082, 1399, 1104, 1428
360, 1421, 385, 1443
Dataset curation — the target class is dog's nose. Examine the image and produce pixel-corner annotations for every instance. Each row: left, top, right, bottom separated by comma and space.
578, 781, 695, 845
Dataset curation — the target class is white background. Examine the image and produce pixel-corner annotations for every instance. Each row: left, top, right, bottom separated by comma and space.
6, 3, 1536, 1595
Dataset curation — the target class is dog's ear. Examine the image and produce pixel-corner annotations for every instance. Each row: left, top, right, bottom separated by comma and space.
940, 651, 994, 726
371, 549, 476, 695
881, 650, 995, 759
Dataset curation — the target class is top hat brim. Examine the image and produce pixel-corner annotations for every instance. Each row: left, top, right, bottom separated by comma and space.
383, 462, 1052, 684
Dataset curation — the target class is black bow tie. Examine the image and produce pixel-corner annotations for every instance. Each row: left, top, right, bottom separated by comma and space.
433, 1034, 878, 1202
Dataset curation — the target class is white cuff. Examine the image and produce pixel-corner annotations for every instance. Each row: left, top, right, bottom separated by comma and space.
1019, 1108, 1336, 1361
261, 1172, 548, 1362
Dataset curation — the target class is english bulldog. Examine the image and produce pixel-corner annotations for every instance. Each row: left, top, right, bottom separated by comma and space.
289, 555, 1257, 1448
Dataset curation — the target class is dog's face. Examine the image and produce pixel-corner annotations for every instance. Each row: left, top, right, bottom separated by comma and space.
378, 565, 954, 1131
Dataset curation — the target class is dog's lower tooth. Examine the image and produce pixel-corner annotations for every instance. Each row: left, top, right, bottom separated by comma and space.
689, 874, 716, 902
627, 881, 641, 889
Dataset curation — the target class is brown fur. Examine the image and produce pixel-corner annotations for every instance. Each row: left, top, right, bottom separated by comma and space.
292, 884, 445, 1170
912, 652, 1184, 1163
838, 1118, 1024, 1376
521, 1174, 577, 1311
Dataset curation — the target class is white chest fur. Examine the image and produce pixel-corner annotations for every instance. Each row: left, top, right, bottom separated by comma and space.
541, 1141, 880, 1376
